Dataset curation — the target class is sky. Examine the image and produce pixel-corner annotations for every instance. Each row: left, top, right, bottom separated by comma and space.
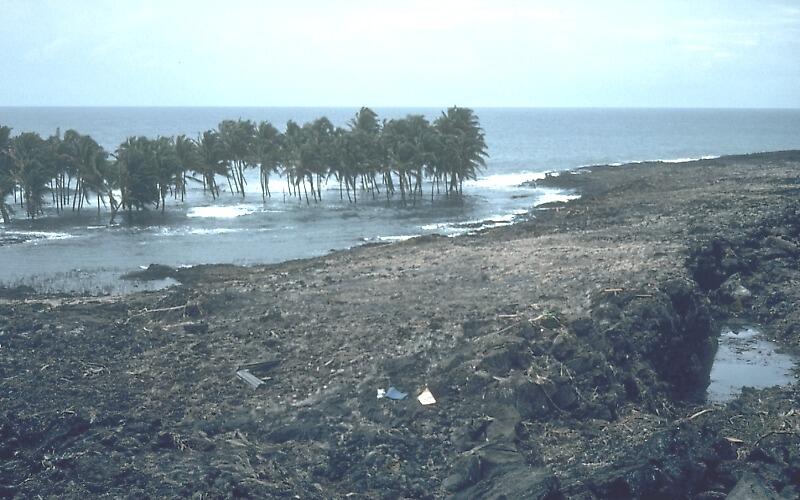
1, 0, 799, 107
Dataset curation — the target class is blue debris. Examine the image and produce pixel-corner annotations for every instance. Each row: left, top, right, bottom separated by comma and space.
385, 386, 408, 400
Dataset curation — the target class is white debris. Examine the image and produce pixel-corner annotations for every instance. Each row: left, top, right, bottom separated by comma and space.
417, 388, 436, 405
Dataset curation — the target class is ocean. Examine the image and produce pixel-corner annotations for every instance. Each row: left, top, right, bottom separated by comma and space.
1, 107, 799, 294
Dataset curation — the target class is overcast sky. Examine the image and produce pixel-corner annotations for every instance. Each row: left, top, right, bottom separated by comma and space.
1, 0, 799, 107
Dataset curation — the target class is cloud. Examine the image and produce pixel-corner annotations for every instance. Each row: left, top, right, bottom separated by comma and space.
0, 0, 798, 106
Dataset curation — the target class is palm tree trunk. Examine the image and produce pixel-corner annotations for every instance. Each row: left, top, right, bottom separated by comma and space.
72, 179, 80, 211
226, 172, 235, 196
0, 203, 10, 223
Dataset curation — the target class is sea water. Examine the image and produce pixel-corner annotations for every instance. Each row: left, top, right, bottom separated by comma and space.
1, 107, 799, 294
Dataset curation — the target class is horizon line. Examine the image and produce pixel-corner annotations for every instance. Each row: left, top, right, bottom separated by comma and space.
2, 105, 799, 111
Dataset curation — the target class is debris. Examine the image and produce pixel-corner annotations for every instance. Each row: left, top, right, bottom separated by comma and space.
236, 369, 264, 389
385, 387, 407, 400
377, 388, 386, 399
418, 388, 436, 405
687, 408, 714, 420
240, 359, 281, 373
124, 303, 187, 324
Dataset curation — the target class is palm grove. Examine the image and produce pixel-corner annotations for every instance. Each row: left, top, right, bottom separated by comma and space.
0, 107, 487, 223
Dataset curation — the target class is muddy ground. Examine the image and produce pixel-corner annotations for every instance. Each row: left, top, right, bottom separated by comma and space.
2, 151, 800, 498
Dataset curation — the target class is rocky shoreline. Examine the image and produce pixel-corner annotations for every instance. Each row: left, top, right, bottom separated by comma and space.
2, 151, 800, 498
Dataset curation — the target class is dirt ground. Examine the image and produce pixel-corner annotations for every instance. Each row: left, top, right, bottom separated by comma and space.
2, 151, 800, 498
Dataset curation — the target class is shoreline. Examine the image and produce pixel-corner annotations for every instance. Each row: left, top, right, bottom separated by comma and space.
2, 150, 800, 497
0, 150, 769, 296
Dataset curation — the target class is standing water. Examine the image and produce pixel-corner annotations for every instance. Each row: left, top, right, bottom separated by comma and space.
707, 325, 798, 403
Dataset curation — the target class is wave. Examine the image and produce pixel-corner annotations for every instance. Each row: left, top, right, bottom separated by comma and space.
153, 227, 277, 237
660, 155, 720, 163
606, 155, 721, 167
187, 228, 244, 236
187, 205, 258, 218
0, 230, 76, 242
375, 234, 421, 242
465, 171, 548, 189
419, 208, 530, 235
533, 192, 581, 205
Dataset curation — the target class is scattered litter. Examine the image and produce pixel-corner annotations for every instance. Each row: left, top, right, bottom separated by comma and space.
236, 369, 264, 389
385, 387, 407, 400
377, 388, 386, 399
240, 359, 281, 373
418, 388, 437, 405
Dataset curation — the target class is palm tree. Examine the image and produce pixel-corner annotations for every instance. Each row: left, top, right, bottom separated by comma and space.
174, 135, 199, 202
195, 130, 227, 199
10, 132, 55, 219
0, 126, 14, 222
433, 106, 488, 196
346, 107, 384, 201
282, 120, 310, 203
382, 115, 435, 204
57, 130, 111, 213
218, 119, 256, 197
253, 121, 283, 200
151, 137, 181, 212
2, 106, 488, 219
50, 129, 73, 212
329, 127, 352, 201
305, 117, 336, 201
114, 136, 159, 220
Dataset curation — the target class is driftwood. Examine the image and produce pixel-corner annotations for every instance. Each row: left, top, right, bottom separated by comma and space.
125, 304, 187, 324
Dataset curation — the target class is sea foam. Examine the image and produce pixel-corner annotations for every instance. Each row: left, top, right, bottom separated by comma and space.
187, 205, 257, 218
1, 230, 76, 242
465, 171, 548, 189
